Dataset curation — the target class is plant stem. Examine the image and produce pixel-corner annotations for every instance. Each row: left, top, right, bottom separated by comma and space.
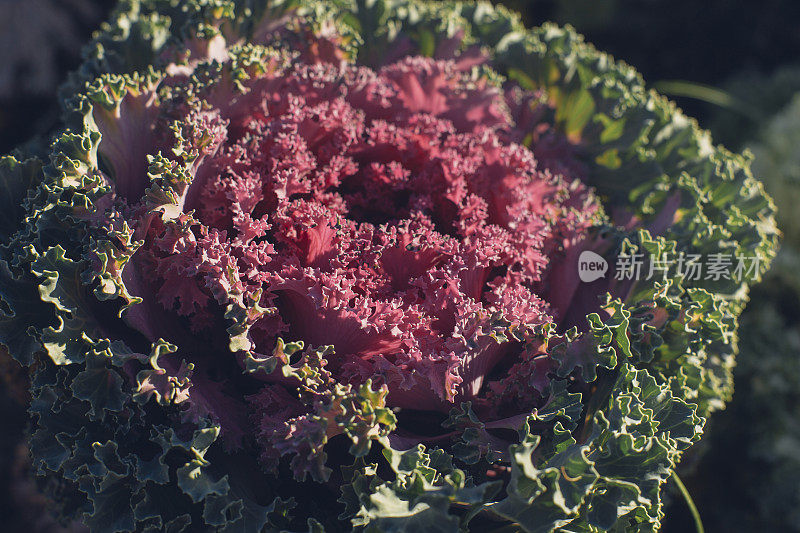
671, 470, 704, 533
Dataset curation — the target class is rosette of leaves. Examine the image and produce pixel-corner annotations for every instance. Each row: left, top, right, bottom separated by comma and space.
0, 1, 777, 531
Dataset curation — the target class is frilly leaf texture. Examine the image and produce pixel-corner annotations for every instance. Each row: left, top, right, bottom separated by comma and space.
0, 0, 777, 532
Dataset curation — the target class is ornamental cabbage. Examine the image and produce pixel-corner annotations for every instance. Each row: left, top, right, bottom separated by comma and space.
0, 1, 778, 532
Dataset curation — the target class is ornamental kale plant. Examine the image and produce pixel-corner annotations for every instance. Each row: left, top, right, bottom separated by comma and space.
0, 1, 778, 531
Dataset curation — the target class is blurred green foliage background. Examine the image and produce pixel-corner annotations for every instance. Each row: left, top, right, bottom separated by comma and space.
1, 1, 799, 531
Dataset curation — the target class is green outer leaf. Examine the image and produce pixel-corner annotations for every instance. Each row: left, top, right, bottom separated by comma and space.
0, 156, 44, 245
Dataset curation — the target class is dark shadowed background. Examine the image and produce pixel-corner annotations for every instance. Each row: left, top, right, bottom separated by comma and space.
1, 1, 799, 531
